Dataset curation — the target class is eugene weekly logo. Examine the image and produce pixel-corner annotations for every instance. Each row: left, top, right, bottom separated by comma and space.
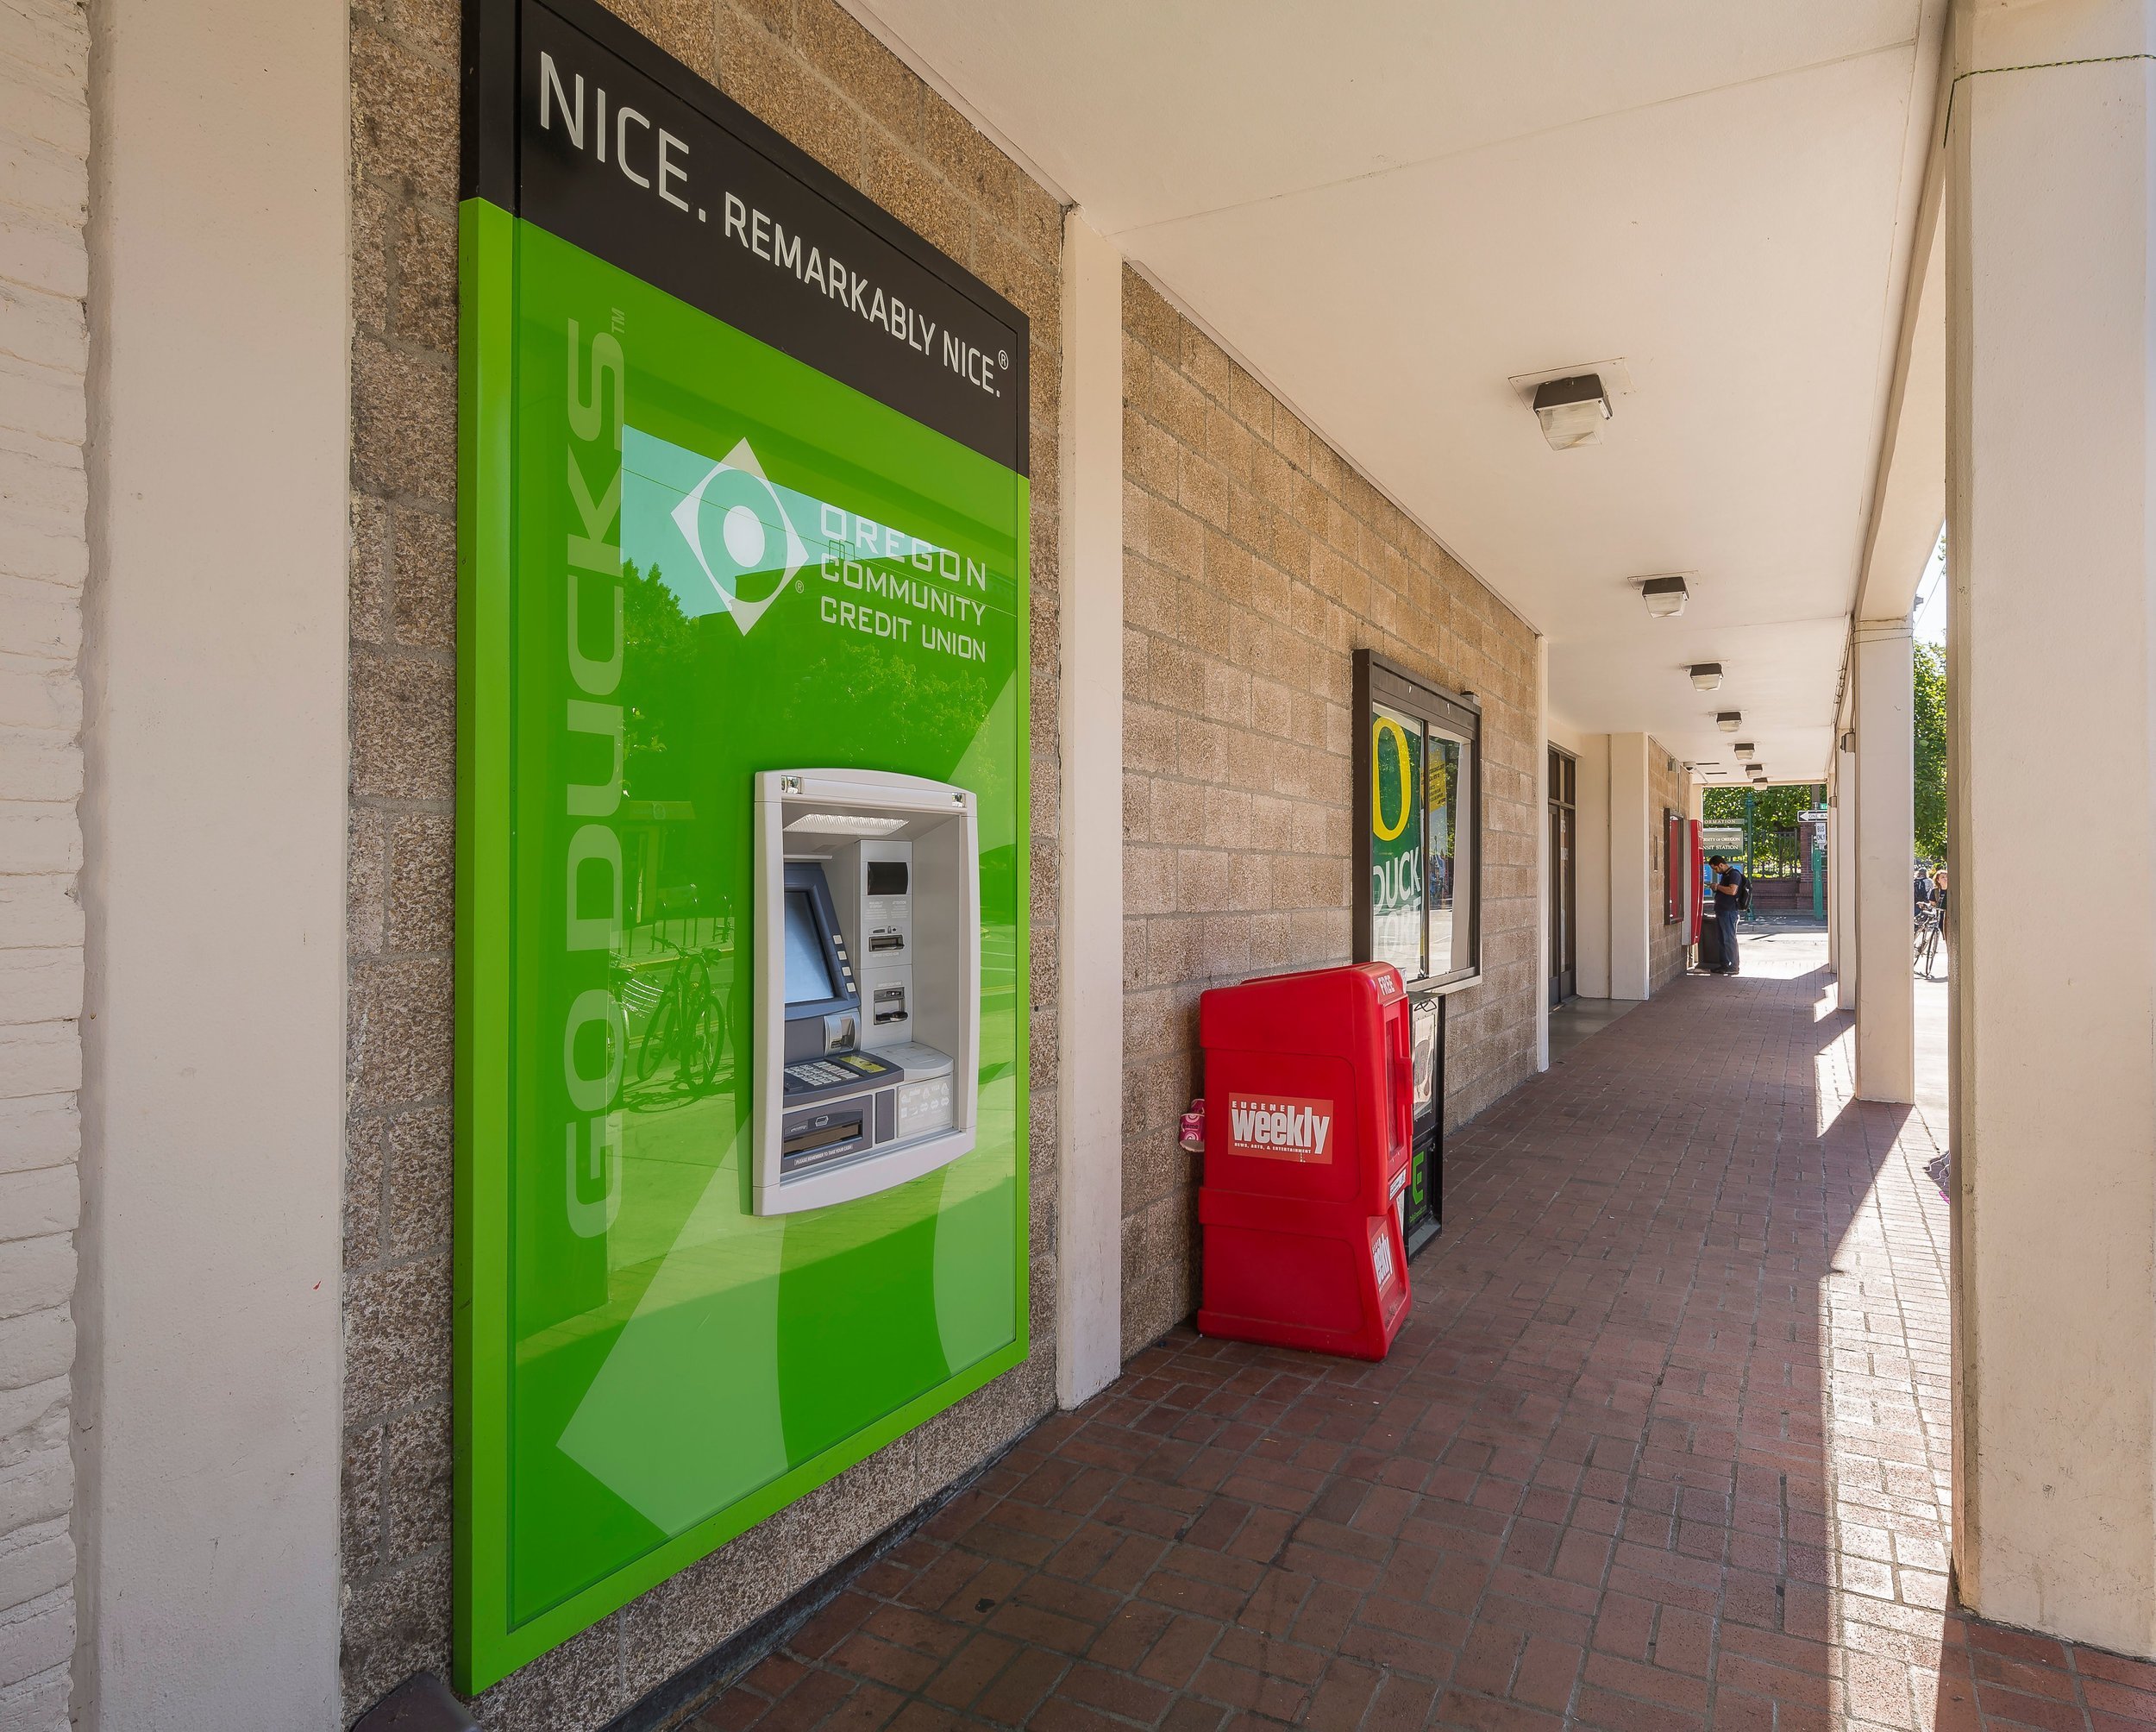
1225, 1093, 1335, 1164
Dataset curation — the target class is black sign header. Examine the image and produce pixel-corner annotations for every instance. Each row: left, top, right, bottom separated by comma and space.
463, 0, 1030, 473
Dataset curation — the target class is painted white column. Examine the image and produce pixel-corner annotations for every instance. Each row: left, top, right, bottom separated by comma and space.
78, 0, 348, 1723
1607, 733, 1650, 1000
1683, 776, 1704, 966
1825, 797, 1838, 976
1533, 639, 1551, 1069
1573, 734, 1611, 998
1852, 621, 1914, 1102
1054, 210, 1123, 1408
1833, 739, 1858, 1012
1947, 0, 2156, 1655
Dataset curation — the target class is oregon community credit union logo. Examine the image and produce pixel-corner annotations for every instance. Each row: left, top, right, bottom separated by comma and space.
666, 436, 807, 637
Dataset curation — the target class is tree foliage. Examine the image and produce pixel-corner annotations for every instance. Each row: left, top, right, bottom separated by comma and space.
1702, 783, 1817, 830
1914, 639, 1948, 861
1699, 783, 1821, 875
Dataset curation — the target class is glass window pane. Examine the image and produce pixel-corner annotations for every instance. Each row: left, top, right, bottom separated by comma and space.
1426, 735, 1460, 971
1423, 730, 1476, 976
1369, 704, 1425, 980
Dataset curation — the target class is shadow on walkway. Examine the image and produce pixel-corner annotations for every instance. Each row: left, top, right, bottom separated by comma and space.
674, 932, 2156, 1732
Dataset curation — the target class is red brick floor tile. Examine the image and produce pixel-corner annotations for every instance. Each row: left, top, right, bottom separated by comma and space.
680, 939, 2149, 1732
2082, 1653, 2156, 1694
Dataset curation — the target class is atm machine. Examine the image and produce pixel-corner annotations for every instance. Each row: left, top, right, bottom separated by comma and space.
751, 768, 980, 1214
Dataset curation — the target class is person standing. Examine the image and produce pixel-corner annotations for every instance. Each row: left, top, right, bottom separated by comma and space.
1708, 853, 1745, 975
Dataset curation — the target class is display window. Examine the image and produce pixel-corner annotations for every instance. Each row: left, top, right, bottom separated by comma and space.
1664, 808, 1687, 924
1353, 651, 1482, 991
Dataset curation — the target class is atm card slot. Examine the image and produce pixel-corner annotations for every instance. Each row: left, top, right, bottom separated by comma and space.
868, 932, 905, 951
780, 1104, 870, 1173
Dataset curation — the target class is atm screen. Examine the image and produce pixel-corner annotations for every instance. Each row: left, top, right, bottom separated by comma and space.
783, 888, 837, 1003
867, 860, 908, 897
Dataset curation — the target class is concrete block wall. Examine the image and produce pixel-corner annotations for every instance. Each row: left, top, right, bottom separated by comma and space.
0, 3, 86, 1727
1118, 270, 1541, 1354
339, 0, 1066, 1721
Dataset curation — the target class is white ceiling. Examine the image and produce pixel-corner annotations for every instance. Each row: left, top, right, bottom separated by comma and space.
850, 0, 1947, 781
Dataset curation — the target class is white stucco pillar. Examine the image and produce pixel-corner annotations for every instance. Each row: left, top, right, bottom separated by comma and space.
1607, 732, 1650, 1001
1947, 0, 2156, 1655
1534, 639, 1551, 1068
80, 0, 348, 1722
1852, 621, 1914, 1103
1054, 210, 1123, 1408
1573, 735, 1611, 999
1831, 742, 1857, 1009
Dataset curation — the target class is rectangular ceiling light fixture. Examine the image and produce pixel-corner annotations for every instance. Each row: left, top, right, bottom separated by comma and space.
1532, 373, 1612, 449
1715, 712, 1741, 731
1640, 575, 1689, 617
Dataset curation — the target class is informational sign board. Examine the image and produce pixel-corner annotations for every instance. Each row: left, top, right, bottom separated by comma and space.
456, 0, 1030, 1689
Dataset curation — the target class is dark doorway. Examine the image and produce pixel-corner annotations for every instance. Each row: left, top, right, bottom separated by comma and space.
1549, 746, 1577, 1006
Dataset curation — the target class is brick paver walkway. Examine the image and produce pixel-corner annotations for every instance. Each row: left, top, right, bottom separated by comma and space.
693, 938, 2156, 1731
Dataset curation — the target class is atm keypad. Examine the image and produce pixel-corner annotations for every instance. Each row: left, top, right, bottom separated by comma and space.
782, 1050, 901, 1098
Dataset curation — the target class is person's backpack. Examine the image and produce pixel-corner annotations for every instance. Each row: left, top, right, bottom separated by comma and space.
1736, 873, 1752, 913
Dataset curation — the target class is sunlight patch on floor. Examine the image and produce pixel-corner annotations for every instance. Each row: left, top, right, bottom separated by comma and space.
1817, 1012, 1959, 1729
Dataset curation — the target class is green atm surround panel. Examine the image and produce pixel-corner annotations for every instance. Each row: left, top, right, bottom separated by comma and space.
454, 0, 1031, 1691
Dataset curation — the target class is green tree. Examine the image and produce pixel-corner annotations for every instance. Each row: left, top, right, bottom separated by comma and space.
1702, 783, 1817, 830
1914, 639, 1947, 861
1701, 783, 1821, 875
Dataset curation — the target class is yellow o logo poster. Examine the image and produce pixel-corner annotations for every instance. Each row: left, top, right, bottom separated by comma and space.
1372, 717, 1413, 841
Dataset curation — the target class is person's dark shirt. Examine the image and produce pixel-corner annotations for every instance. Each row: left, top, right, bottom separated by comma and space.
1716, 866, 1742, 905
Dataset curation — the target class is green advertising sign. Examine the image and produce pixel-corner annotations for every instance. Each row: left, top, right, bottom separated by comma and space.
456, 0, 1030, 1689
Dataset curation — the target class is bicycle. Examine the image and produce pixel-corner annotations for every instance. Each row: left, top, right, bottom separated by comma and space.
1915, 903, 1944, 980
632, 933, 727, 1092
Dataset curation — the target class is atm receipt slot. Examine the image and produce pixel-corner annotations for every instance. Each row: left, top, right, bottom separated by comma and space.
752, 769, 979, 1214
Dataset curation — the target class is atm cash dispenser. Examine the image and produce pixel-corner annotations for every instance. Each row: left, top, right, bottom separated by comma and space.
752, 768, 980, 1214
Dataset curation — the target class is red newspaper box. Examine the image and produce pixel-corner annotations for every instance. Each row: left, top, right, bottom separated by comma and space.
1196, 962, 1413, 1360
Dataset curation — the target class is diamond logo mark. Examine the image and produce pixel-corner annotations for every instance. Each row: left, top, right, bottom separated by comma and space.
668, 437, 807, 636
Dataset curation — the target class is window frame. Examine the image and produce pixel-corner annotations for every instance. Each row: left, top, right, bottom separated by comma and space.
1663, 807, 1686, 926
1351, 650, 1484, 993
